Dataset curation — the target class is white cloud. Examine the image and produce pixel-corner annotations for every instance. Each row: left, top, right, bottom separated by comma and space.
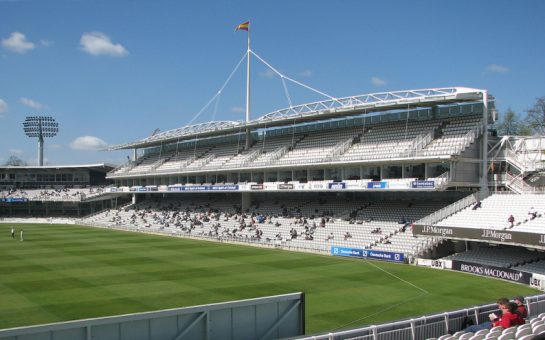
0, 99, 8, 116
20, 97, 46, 110
9, 148, 23, 155
486, 64, 510, 73
80, 32, 128, 57
297, 69, 313, 77
40, 39, 53, 47
259, 69, 275, 79
70, 136, 108, 151
1, 32, 35, 53
371, 76, 387, 86
231, 106, 245, 113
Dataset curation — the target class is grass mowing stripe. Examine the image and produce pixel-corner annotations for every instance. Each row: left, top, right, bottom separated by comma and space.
0, 223, 540, 333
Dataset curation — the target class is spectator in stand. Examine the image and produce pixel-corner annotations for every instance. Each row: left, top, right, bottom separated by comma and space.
528, 207, 537, 220
514, 296, 528, 318
472, 200, 482, 210
464, 298, 524, 333
508, 214, 515, 228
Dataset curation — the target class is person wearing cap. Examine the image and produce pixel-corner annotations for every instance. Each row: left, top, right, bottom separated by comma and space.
514, 296, 528, 318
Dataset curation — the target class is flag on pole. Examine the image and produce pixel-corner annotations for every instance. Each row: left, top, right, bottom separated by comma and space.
235, 21, 249, 31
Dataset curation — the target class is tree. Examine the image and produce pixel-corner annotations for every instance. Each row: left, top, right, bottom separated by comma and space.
495, 107, 530, 136
3, 155, 27, 166
525, 96, 545, 135
496, 107, 519, 136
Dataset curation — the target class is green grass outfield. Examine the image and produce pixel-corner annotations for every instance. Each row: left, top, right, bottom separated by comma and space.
0, 224, 539, 334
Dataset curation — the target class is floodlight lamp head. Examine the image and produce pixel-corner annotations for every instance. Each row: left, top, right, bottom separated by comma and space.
22, 115, 59, 166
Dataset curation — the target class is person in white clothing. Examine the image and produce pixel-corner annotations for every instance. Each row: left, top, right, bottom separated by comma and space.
20, 229, 24, 241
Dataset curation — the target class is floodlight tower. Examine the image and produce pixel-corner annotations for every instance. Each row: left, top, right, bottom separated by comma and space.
23, 116, 59, 166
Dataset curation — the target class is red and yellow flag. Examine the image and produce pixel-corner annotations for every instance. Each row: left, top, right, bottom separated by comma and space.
235, 21, 249, 31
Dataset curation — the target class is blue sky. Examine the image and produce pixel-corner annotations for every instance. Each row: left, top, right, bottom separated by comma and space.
1, 0, 544, 166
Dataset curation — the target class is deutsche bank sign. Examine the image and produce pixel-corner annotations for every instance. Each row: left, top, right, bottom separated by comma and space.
331, 246, 404, 263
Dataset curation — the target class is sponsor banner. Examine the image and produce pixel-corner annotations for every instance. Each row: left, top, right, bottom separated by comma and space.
531, 274, 545, 290
328, 182, 346, 190
451, 260, 531, 284
367, 181, 387, 189
346, 182, 361, 189
158, 186, 168, 192
1, 197, 29, 203
389, 181, 410, 189
278, 183, 294, 190
311, 183, 325, 190
417, 259, 434, 267
108, 187, 118, 193
363, 249, 404, 263
411, 180, 435, 189
250, 184, 264, 190
331, 246, 363, 258
525, 172, 545, 187
168, 185, 239, 192
413, 224, 545, 248
331, 246, 404, 263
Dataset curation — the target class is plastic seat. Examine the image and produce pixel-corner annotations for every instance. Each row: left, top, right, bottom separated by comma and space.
533, 323, 545, 334
474, 329, 489, 336
496, 333, 514, 340
502, 327, 516, 335
489, 327, 503, 335
515, 327, 532, 338
469, 335, 485, 340
517, 335, 535, 340
459, 332, 474, 340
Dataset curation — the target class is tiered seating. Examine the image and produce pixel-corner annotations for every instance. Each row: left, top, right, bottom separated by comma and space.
435, 194, 545, 231
430, 314, 545, 340
0, 187, 106, 201
127, 153, 164, 174
421, 116, 482, 157
274, 128, 359, 165
248, 133, 306, 167
339, 120, 439, 161
108, 114, 484, 176
84, 197, 447, 256
443, 245, 545, 268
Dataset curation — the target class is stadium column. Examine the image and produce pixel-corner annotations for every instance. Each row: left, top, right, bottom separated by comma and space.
241, 192, 251, 211
481, 91, 489, 194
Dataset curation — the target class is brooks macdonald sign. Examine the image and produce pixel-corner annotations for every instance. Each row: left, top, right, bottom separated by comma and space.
412, 224, 545, 248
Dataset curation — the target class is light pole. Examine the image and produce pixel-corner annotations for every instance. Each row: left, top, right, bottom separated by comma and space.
23, 116, 59, 166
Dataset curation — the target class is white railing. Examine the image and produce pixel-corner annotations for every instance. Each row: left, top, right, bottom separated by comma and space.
401, 131, 435, 158
506, 149, 545, 173
150, 155, 171, 171
327, 137, 354, 161
196, 154, 215, 167
505, 172, 545, 194
265, 145, 290, 165
241, 149, 262, 167
416, 191, 482, 227
433, 171, 450, 189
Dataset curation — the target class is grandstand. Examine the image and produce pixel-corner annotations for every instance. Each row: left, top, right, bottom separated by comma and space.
3, 86, 545, 339
0, 164, 126, 217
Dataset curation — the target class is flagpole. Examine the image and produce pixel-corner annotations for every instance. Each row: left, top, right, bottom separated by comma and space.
245, 23, 251, 149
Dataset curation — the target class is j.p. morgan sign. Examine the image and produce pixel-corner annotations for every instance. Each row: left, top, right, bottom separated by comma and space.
412, 224, 545, 248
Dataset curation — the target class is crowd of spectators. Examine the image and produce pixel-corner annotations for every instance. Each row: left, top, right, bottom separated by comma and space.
0, 186, 105, 201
